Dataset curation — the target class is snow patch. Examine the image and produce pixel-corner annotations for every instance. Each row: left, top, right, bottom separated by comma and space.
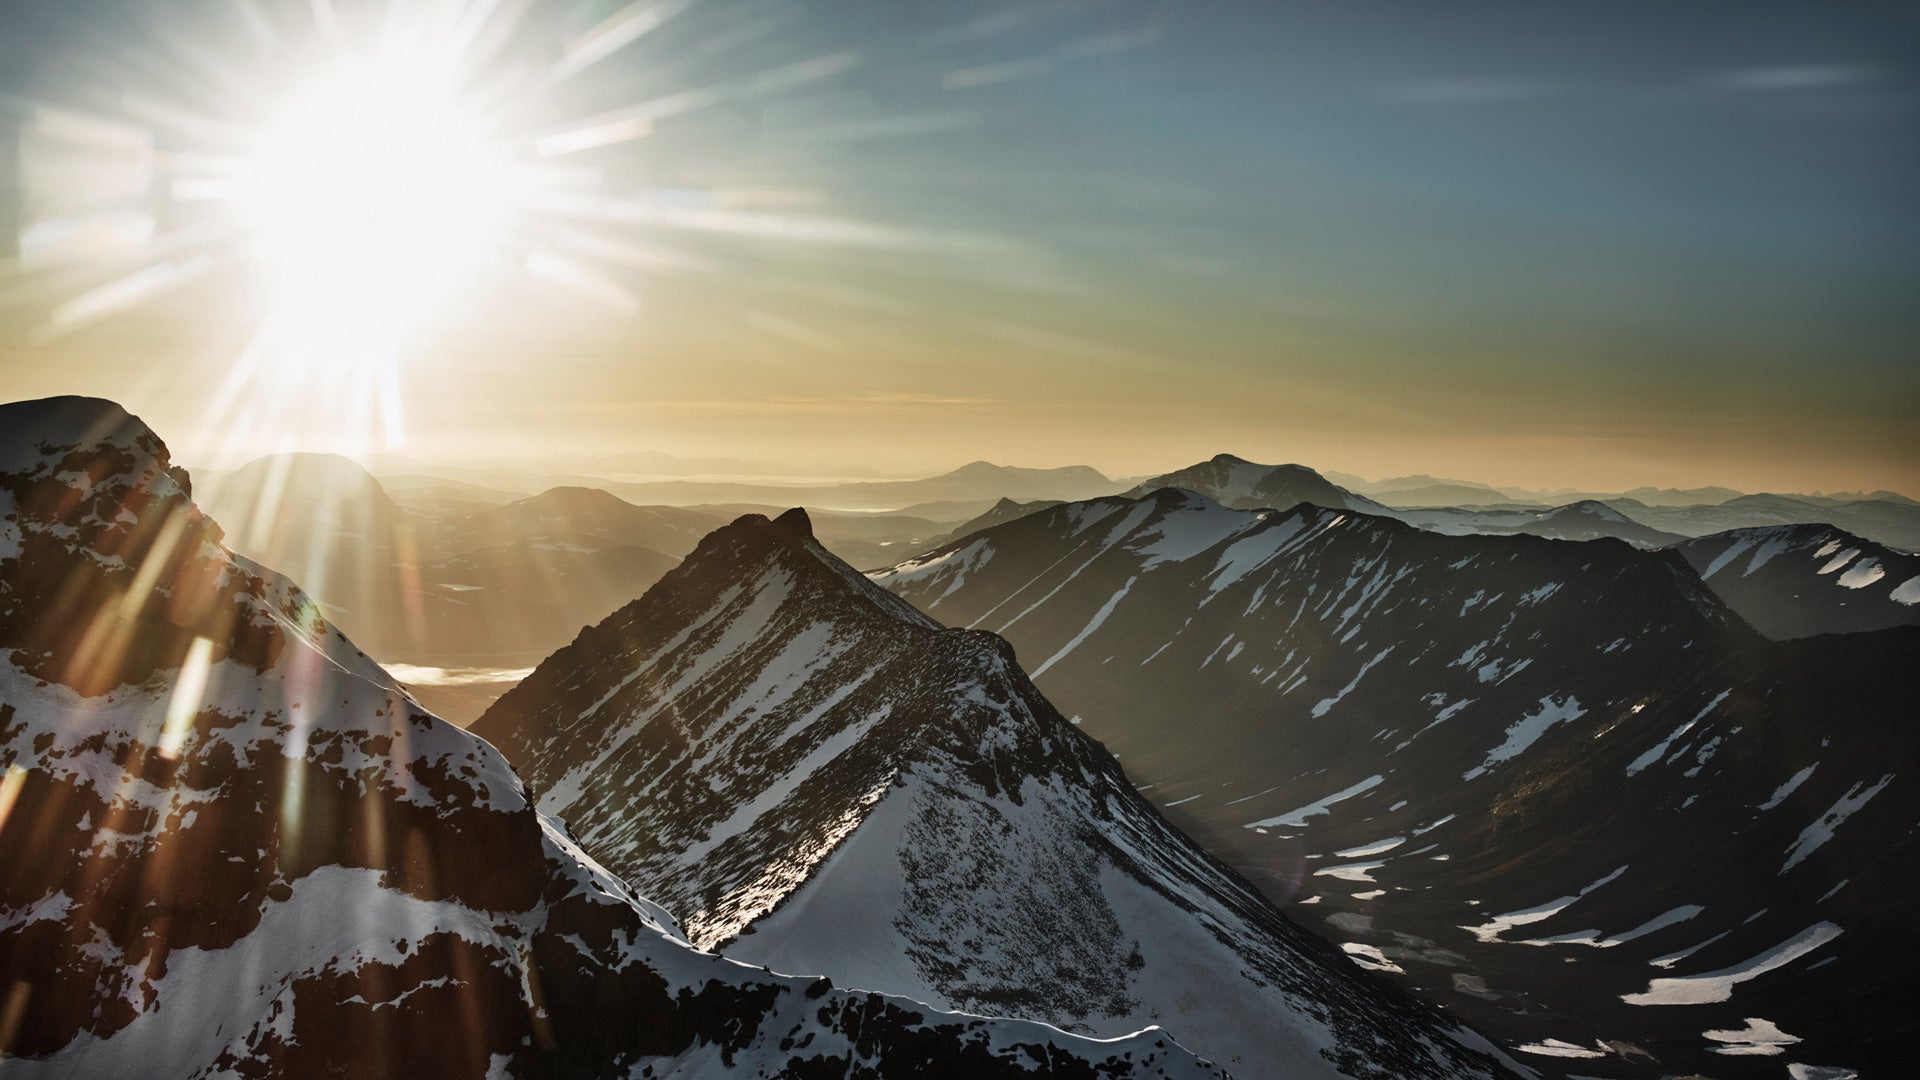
1334, 837, 1406, 858
1340, 943, 1404, 974
1787, 1065, 1859, 1080
1835, 558, 1884, 589
1464, 696, 1586, 781
3, 867, 512, 1078
1311, 647, 1394, 719
1513, 904, 1705, 949
1134, 499, 1250, 568
1781, 775, 1893, 872
1816, 549, 1858, 575
1463, 865, 1628, 943
1621, 922, 1842, 1005
1700, 537, 1757, 580
1244, 775, 1384, 829
1705, 1017, 1801, 1056
1032, 576, 1135, 677
1515, 1039, 1603, 1059
1206, 517, 1307, 595
1626, 691, 1730, 777
1891, 575, 1920, 605
1758, 765, 1816, 812
1314, 860, 1385, 883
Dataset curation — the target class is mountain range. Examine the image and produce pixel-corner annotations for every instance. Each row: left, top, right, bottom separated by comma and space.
873, 485, 1918, 1077
207, 450, 1912, 731
1326, 471, 1914, 513
469, 506, 1518, 1078
0, 396, 1233, 1077
1130, 456, 1920, 552
15, 400, 1911, 1077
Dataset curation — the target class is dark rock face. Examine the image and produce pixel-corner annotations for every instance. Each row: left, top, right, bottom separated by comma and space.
0, 396, 1223, 1079
472, 511, 1519, 1079
1673, 524, 1920, 638
873, 488, 1920, 1079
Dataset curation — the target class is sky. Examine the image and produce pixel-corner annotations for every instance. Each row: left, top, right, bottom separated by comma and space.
1, 0, 1916, 494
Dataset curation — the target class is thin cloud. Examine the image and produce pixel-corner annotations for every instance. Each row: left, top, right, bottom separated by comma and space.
942, 23, 1162, 93
1382, 79, 1552, 104
1711, 64, 1877, 91
794, 112, 980, 141
653, 393, 999, 415
924, 1, 1089, 48
1059, 25, 1162, 60
746, 311, 843, 351
945, 59, 1054, 91
975, 319, 1145, 363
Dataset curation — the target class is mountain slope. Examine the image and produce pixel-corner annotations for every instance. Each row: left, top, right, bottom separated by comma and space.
472, 508, 1518, 1079
940, 497, 1066, 544
0, 396, 1224, 1079
873, 489, 1918, 1078
1674, 524, 1920, 638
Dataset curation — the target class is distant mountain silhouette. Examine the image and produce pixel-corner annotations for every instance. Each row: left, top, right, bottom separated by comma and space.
194, 457, 687, 681
1610, 494, 1920, 550
1368, 483, 1539, 508
607, 461, 1122, 510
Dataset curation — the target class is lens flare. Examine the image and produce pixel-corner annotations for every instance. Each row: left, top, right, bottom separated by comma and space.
159, 636, 216, 760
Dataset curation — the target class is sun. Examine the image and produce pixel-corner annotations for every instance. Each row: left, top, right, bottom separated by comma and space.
240, 57, 524, 375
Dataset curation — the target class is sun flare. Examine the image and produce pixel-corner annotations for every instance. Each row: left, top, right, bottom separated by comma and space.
240, 58, 524, 374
